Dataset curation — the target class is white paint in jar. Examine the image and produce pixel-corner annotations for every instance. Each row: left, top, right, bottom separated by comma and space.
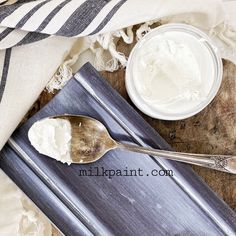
126, 24, 223, 120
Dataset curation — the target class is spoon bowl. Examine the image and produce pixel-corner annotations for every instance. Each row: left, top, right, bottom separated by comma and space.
56, 115, 117, 163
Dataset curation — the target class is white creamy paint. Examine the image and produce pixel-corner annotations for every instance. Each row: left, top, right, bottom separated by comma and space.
131, 31, 214, 114
133, 35, 203, 105
126, 25, 222, 120
28, 118, 72, 164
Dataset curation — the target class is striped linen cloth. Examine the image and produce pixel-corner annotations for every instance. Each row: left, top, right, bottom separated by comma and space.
0, 0, 236, 150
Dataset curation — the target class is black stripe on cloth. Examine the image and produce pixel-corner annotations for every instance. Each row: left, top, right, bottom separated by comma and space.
0, 48, 11, 103
56, 0, 111, 37
90, 0, 127, 35
0, 0, 34, 23
15, 0, 51, 28
0, 1, 8, 6
0, 0, 50, 43
15, 31, 49, 47
37, 0, 72, 32
0, 27, 14, 41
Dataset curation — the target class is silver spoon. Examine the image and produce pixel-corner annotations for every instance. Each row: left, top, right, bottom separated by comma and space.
31, 115, 236, 174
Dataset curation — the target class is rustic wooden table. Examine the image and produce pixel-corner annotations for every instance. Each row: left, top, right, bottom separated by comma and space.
27, 39, 236, 234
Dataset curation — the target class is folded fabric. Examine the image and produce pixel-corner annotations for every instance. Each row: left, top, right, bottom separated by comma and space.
0, 1, 236, 235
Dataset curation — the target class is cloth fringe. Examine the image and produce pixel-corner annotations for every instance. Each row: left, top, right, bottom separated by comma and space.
46, 23, 154, 92
46, 54, 78, 93
46, 19, 236, 92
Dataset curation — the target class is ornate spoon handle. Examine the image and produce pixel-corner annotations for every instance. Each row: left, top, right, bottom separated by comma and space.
117, 143, 236, 174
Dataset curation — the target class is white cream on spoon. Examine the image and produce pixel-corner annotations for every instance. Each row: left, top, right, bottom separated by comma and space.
28, 118, 72, 164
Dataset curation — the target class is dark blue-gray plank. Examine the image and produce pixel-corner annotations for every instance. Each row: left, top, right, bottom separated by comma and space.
1, 63, 236, 236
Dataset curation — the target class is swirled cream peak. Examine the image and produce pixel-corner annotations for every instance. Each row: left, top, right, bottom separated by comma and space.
28, 118, 72, 164
132, 33, 206, 109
